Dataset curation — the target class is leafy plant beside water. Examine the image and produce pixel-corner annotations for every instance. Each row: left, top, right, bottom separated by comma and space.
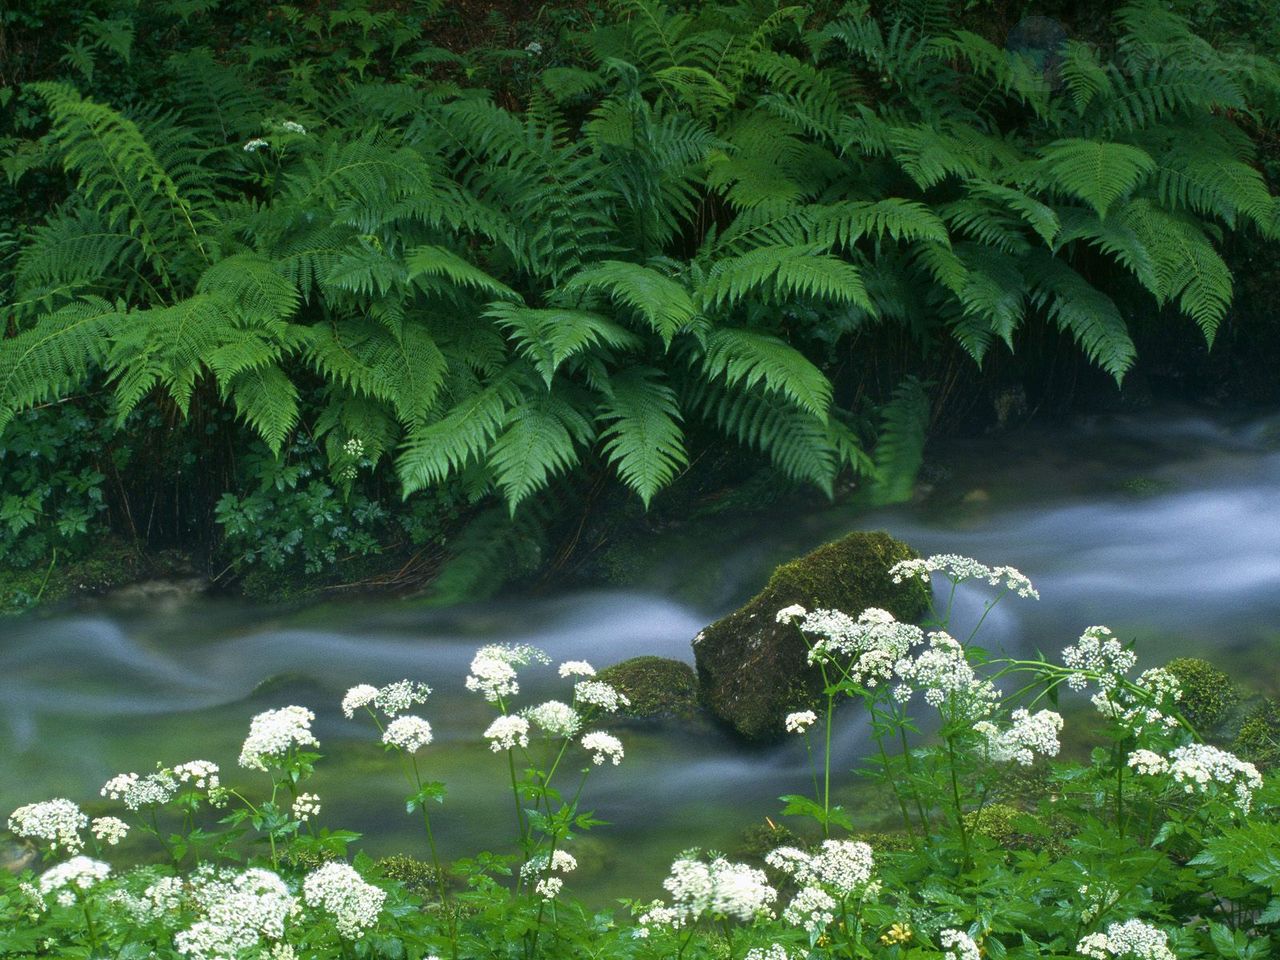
4, 554, 1279, 959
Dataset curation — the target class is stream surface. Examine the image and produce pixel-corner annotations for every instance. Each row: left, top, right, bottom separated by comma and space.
4, 407, 1280, 902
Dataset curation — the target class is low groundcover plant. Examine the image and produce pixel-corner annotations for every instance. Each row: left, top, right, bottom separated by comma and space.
3, 554, 1278, 959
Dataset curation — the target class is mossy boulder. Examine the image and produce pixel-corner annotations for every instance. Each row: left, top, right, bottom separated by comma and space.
596, 656, 701, 722
691, 531, 929, 742
1165, 657, 1239, 734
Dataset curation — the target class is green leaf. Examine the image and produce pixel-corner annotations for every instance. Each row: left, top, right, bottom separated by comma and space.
562, 261, 700, 347
701, 327, 832, 421
597, 367, 687, 508
1038, 139, 1156, 219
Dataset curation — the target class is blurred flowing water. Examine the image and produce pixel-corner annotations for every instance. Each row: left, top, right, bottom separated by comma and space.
3, 407, 1280, 899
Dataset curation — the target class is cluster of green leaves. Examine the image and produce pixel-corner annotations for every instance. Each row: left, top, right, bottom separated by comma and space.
1, 0, 1277, 584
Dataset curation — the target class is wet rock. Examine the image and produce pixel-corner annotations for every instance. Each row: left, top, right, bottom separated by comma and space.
597, 656, 701, 723
691, 531, 929, 742
2, 839, 36, 874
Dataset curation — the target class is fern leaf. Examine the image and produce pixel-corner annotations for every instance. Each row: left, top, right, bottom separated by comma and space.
224, 364, 299, 454
562, 261, 699, 346
487, 302, 641, 387
870, 376, 929, 504
1037, 139, 1155, 219
489, 397, 593, 513
699, 244, 875, 314
597, 366, 687, 507
701, 327, 832, 421
397, 376, 522, 494
406, 245, 518, 301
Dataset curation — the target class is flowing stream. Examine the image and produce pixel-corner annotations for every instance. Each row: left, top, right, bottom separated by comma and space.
3, 407, 1280, 901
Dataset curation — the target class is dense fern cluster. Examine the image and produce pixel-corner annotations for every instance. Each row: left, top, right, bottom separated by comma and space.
1, 0, 1276, 558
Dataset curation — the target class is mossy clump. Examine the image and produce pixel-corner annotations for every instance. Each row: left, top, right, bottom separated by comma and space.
692, 531, 929, 742
596, 656, 700, 722
376, 855, 442, 894
1166, 657, 1240, 734
736, 819, 800, 864
1233, 699, 1280, 768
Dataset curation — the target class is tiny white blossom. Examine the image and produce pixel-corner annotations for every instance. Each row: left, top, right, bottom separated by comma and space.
292, 793, 321, 822
342, 684, 379, 718
973, 709, 1063, 766
8, 799, 87, 853
238, 706, 318, 771
558, 660, 596, 678
243, 138, 269, 152
941, 929, 981, 960
466, 644, 548, 702
485, 715, 530, 752
375, 680, 431, 717
303, 862, 386, 940
1076, 919, 1175, 960
574, 679, 630, 712
775, 604, 807, 624
785, 710, 818, 733
90, 817, 129, 846
174, 760, 221, 791
280, 120, 306, 134
524, 700, 582, 737
38, 856, 111, 897
382, 715, 433, 753
581, 731, 624, 765
534, 876, 562, 898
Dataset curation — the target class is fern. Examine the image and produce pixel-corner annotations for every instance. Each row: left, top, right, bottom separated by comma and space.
870, 376, 929, 505
597, 366, 687, 507
700, 327, 832, 421
487, 303, 642, 387
1037, 139, 1156, 219
489, 397, 593, 513
562, 260, 699, 346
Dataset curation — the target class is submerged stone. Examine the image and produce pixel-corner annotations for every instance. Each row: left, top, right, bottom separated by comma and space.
691, 530, 929, 742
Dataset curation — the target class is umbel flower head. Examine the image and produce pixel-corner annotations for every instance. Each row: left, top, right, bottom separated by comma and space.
465, 644, 549, 702
8, 798, 87, 853
238, 706, 318, 771
640, 852, 777, 931
303, 861, 386, 940
382, 715, 433, 753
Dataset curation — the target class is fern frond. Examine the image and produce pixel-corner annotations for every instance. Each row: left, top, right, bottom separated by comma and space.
223, 363, 298, 454
597, 366, 687, 507
870, 376, 929, 504
489, 396, 593, 513
406, 245, 518, 301
700, 327, 832, 420
397, 375, 523, 494
562, 260, 699, 346
1037, 139, 1155, 219
1024, 251, 1135, 382
699, 244, 875, 314
487, 302, 641, 387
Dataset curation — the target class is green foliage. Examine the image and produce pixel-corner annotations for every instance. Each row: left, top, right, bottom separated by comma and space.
1, 0, 1277, 595
1166, 656, 1241, 735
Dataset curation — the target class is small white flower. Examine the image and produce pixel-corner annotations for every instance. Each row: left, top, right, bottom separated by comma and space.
558, 660, 595, 678
382, 715, 433, 753
524, 700, 582, 737
574, 679, 630, 712
484, 715, 530, 752
534, 876, 562, 898
524, 40, 543, 55
243, 138, 269, 152
8, 799, 87, 853
303, 862, 385, 939
466, 644, 548, 702
973, 708, 1063, 766
174, 760, 221, 791
581, 731, 624, 765
941, 929, 981, 960
101, 770, 178, 809
238, 706, 318, 771
292, 793, 321, 822
90, 817, 129, 846
784, 710, 817, 733
38, 856, 111, 897
342, 684, 379, 718
375, 680, 431, 717
1076, 919, 1175, 960
280, 120, 306, 134
775, 604, 807, 624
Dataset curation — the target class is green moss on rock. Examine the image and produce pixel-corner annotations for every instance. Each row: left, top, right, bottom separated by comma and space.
1166, 657, 1239, 734
596, 656, 700, 722
1234, 699, 1280, 768
692, 531, 929, 742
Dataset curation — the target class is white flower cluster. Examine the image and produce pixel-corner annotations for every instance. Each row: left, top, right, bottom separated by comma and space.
465, 644, 549, 702
790, 607, 927, 687
238, 706, 318, 771
101, 770, 178, 809
640, 854, 777, 931
177, 867, 296, 960
1092, 667, 1182, 736
893, 631, 999, 717
279, 120, 306, 134
941, 929, 982, 960
484, 715, 530, 751
581, 731, 624, 765
1128, 743, 1263, 813
174, 760, 221, 790
382, 715, 433, 753
890, 554, 1039, 599
90, 816, 130, 846
8, 799, 88, 853
108, 875, 185, 925
767, 840, 877, 935
1062, 626, 1137, 692
521, 849, 577, 898
302, 862, 385, 940
973, 708, 1064, 766
524, 700, 581, 737
575, 679, 630, 712
785, 710, 817, 733
292, 793, 321, 822
243, 138, 269, 152
558, 660, 596, 678
1076, 919, 1175, 960
38, 856, 111, 906
744, 946, 790, 960
343, 680, 432, 719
